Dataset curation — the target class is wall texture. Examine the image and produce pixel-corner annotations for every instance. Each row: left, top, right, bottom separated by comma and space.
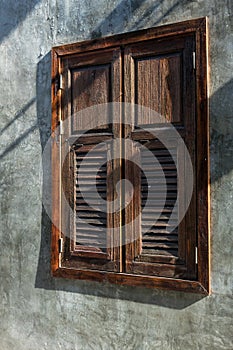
0, 0, 232, 349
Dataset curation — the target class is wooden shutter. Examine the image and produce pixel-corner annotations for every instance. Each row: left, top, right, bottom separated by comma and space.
59, 48, 122, 272
73, 144, 108, 254
124, 34, 197, 279
52, 18, 209, 293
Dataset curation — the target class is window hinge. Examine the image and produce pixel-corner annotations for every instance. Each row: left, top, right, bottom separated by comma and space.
59, 73, 63, 90
195, 246, 198, 264
193, 52, 196, 70
59, 238, 63, 253
59, 119, 64, 135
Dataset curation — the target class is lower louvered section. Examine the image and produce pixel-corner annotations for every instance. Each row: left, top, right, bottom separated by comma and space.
75, 145, 108, 253
140, 144, 178, 259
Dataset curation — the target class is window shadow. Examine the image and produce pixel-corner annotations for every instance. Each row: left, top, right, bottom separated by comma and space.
210, 79, 233, 183
35, 52, 56, 291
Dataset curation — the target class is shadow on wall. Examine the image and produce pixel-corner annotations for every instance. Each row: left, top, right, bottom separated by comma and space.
210, 78, 233, 183
0, 1, 42, 158
0, 0, 41, 43
0, 98, 37, 160
90, 0, 183, 38
35, 1, 233, 307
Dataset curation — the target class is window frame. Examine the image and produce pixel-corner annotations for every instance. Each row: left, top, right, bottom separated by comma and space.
51, 17, 210, 294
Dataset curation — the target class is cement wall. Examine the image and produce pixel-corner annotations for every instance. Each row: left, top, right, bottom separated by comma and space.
0, 0, 232, 349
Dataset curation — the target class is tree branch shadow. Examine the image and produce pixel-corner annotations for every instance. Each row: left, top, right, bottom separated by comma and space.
0, 0, 41, 44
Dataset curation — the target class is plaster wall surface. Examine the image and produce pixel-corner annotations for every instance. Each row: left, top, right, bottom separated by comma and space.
0, 1, 233, 349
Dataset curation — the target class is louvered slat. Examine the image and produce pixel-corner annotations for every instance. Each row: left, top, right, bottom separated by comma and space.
75, 147, 107, 252
141, 145, 178, 257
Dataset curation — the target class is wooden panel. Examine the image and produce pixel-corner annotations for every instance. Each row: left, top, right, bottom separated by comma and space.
124, 142, 142, 271
124, 35, 196, 132
136, 53, 181, 124
62, 142, 120, 271
54, 267, 209, 295
51, 48, 61, 274
60, 48, 122, 136
195, 18, 210, 293
140, 143, 179, 259
124, 32, 197, 280
71, 64, 110, 132
125, 138, 189, 278
74, 145, 108, 255
58, 48, 122, 272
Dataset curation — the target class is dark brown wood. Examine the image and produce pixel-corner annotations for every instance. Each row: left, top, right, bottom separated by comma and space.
71, 248, 110, 260
124, 34, 195, 131
57, 49, 122, 272
131, 127, 186, 141
51, 48, 61, 274
71, 64, 110, 130
136, 53, 181, 123
124, 37, 185, 125
107, 142, 122, 271
53, 267, 208, 295
51, 17, 210, 294
195, 18, 210, 293
67, 134, 112, 145
61, 140, 120, 271
60, 48, 121, 135
75, 141, 108, 253
125, 142, 142, 271
125, 139, 191, 278
124, 29, 198, 279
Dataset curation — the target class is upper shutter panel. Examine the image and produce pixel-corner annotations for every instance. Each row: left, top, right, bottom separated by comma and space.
60, 48, 122, 272
124, 35, 195, 130
71, 64, 111, 133
124, 35, 197, 279
61, 48, 122, 136
136, 52, 182, 124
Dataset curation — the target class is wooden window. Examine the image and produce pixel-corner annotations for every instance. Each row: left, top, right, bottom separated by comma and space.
51, 17, 210, 294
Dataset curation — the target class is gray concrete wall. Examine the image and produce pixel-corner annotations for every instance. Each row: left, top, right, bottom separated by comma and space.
0, 0, 232, 349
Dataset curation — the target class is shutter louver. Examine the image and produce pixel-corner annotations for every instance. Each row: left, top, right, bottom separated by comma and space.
140, 143, 178, 259
75, 145, 107, 253
62, 141, 120, 271
125, 139, 187, 276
